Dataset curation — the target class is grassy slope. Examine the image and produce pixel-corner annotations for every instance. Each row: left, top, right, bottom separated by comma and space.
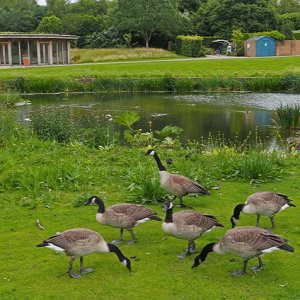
71, 48, 181, 63
0, 56, 300, 80
0, 147, 299, 300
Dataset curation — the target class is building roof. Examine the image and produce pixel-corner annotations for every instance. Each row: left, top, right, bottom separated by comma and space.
0, 33, 79, 40
245, 36, 275, 42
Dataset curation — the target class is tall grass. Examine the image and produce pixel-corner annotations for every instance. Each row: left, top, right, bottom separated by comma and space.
1, 75, 293, 93
71, 48, 181, 64
275, 103, 300, 130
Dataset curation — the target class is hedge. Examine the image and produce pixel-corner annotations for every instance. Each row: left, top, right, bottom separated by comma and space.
175, 35, 204, 57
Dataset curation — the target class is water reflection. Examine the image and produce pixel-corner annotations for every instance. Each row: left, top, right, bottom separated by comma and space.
20, 92, 300, 146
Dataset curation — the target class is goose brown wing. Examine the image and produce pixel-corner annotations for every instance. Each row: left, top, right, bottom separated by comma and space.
223, 227, 285, 251
170, 174, 208, 194
109, 203, 157, 220
46, 228, 102, 250
176, 211, 218, 229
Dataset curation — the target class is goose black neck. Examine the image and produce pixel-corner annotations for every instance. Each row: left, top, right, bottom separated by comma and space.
164, 206, 173, 223
107, 243, 126, 262
198, 243, 215, 262
233, 204, 244, 219
97, 200, 105, 214
153, 152, 166, 171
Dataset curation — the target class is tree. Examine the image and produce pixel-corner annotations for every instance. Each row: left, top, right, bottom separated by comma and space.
68, 0, 108, 16
0, 0, 43, 32
112, 0, 178, 48
62, 13, 106, 47
35, 15, 63, 33
276, 0, 300, 14
192, 0, 279, 39
46, 0, 69, 18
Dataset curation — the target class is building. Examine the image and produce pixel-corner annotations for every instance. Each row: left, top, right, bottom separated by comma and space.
244, 35, 300, 57
244, 36, 276, 57
0, 34, 79, 67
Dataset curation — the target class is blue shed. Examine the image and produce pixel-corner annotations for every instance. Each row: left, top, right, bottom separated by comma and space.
244, 36, 276, 57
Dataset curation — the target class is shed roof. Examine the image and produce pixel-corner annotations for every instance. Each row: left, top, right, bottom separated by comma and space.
0, 33, 79, 40
245, 36, 275, 42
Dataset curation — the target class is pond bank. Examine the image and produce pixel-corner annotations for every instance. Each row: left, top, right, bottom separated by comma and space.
1, 74, 300, 94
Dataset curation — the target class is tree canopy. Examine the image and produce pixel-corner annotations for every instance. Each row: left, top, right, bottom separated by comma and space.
0, 0, 300, 48
112, 0, 178, 48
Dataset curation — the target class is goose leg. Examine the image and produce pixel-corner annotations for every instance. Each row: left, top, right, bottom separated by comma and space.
269, 216, 275, 229
112, 228, 124, 244
127, 229, 137, 244
176, 197, 187, 208
187, 240, 196, 254
256, 214, 260, 227
231, 259, 248, 276
251, 256, 264, 272
80, 257, 94, 275
177, 241, 195, 258
68, 257, 81, 278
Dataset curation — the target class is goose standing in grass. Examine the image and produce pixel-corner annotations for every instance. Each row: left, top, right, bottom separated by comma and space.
192, 226, 294, 276
162, 201, 223, 258
145, 149, 210, 207
85, 196, 162, 243
230, 192, 296, 229
36, 228, 131, 278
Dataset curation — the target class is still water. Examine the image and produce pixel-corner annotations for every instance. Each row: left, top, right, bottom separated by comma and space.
20, 92, 300, 145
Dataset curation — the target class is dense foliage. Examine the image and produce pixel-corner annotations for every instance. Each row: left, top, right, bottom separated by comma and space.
1, 0, 300, 48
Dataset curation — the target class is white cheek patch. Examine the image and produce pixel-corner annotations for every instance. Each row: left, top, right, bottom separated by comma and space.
279, 204, 289, 212
149, 150, 155, 156
233, 217, 239, 224
122, 260, 127, 267
135, 218, 150, 226
261, 247, 279, 254
45, 243, 65, 253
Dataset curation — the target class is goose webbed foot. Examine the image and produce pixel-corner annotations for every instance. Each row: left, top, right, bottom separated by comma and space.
250, 265, 264, 272
69, 271, 81, 279
111, 239, 123, 244
126, 239, 137, 244
80, 268, 94, 275
177, 253, 188, 259
231, 270, 247, 276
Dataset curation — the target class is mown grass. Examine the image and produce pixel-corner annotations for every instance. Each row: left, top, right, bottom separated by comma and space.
71, 48, 181, 64
0, 145, 299, 300
0, 56, 300, 81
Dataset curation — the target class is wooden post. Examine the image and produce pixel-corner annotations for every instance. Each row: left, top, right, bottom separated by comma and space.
67, 40, 71, 64
18, 41, 21, 65
49, 41, 53, 65
8, 42, 12, 66
37, 42, 41, 65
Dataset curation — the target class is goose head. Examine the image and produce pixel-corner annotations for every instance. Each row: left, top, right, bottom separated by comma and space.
230, 204, 245, 228
163, 200, 173, 212
145, 149, 156, 156
85, 196, 105, 213
192, 243, 215, 268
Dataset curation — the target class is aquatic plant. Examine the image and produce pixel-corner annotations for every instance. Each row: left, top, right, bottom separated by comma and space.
275, 103, 300, 130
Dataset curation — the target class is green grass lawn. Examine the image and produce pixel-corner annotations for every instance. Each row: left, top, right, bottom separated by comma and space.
0, 145, 299, 300
0, 56, 300, 81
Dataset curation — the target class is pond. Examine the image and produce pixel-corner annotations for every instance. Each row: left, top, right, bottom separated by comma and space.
19, 92, 300, 147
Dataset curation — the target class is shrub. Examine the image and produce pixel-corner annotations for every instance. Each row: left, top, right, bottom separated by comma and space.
175, 35, 204, 57
30, 109, 77, 143
281, 73, 300, 93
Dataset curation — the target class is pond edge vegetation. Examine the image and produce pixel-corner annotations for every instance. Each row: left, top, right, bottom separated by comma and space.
1, 72, 300, 93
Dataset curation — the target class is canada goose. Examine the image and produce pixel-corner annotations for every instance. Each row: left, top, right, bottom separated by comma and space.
192, 226, 294, 276
36, 228, 131, 278
145, 149, 210, 207
163, 201, 223, 258
230, 192, 296, 229
85, 196, 162, 243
